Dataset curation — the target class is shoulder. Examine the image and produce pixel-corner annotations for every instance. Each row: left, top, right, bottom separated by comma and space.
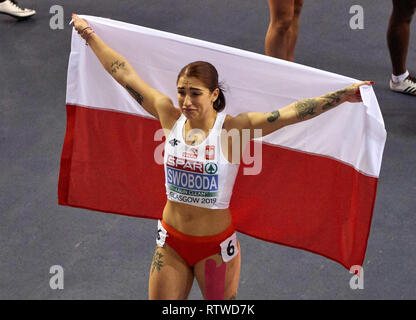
222, 114, 234, 128
156, 98, 182, 131
222, 113, 250, 131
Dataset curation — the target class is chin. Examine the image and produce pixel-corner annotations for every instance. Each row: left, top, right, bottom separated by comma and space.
182, 109, 198, 119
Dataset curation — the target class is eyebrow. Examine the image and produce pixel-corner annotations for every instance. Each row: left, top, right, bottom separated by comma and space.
177, 87, 203, 91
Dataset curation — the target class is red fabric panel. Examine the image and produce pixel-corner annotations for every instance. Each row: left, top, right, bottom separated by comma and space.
58, 105, 378, 269
230, 142, 378, 269
59, 104, 166, 219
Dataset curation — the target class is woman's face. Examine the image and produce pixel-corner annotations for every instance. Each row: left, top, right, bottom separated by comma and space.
177, 76, 218, 120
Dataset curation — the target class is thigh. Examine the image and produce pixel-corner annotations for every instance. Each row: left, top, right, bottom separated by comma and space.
148, 244, 194, 300
268, 0, 295, 23
194, 241, 241, 300
294, 0, 304, 15
392, 0, 416, 18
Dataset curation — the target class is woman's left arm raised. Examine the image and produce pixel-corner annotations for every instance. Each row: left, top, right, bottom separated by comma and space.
226, 81, 373, 138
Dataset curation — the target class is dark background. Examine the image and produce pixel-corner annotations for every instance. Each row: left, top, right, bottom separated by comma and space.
0, 0, 415, 299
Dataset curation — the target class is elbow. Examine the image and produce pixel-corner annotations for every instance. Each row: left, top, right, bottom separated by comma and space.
111, 69, 130, 86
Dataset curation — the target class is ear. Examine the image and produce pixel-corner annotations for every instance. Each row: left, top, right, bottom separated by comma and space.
211, 88, 220, 103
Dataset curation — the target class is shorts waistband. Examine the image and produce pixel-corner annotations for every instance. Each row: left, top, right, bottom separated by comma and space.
161, 219, 235, 243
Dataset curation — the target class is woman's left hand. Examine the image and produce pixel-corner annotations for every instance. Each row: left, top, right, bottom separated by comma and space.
71, 13, 92, 40
343, 81, 374, 103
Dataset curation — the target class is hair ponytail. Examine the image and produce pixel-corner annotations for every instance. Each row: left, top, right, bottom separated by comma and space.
213, 86, 226, 112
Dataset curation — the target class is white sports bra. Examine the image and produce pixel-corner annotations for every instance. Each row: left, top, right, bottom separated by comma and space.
164, 112, 240, 209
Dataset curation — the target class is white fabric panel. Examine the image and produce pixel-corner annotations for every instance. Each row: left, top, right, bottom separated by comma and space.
66, 15, 386, 177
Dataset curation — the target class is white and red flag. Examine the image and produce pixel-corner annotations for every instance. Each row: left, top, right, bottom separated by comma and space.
59, 16, 387, 269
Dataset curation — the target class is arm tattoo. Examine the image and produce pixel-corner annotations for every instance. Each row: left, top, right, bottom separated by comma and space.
110, 60, 126, 74
294, 98, 318, 120
267, 110, 280, 122
151, 250, 164, 275
321, 89, 347, 110
125, 84, 144, 105
292, 89, 347, 122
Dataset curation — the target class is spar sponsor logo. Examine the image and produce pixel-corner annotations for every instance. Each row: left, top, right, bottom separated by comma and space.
167, 167, 218, 191
167, 155, 203, 173
205, 162, 218, 174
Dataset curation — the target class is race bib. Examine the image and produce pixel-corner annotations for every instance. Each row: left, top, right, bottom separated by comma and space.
156, 220, 168, 247
220, 232, 238, 263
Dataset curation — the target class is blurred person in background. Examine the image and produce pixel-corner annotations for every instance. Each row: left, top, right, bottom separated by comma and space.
387, 0, 416, 96
265, 0, 304, 61
0, 0, 35, 19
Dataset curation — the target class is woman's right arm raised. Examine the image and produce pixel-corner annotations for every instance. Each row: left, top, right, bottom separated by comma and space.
71, 14, 180, 126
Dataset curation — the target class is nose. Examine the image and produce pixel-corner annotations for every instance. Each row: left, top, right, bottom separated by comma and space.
183, 94, 192, 107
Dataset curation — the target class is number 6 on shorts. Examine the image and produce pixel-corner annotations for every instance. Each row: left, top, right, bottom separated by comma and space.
220, 232, 238, 262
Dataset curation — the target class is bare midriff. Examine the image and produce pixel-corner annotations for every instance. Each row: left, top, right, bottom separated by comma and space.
162, 200, 232, 236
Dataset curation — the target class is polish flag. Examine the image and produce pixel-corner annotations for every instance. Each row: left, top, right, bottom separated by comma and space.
59, 16, 387, 269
